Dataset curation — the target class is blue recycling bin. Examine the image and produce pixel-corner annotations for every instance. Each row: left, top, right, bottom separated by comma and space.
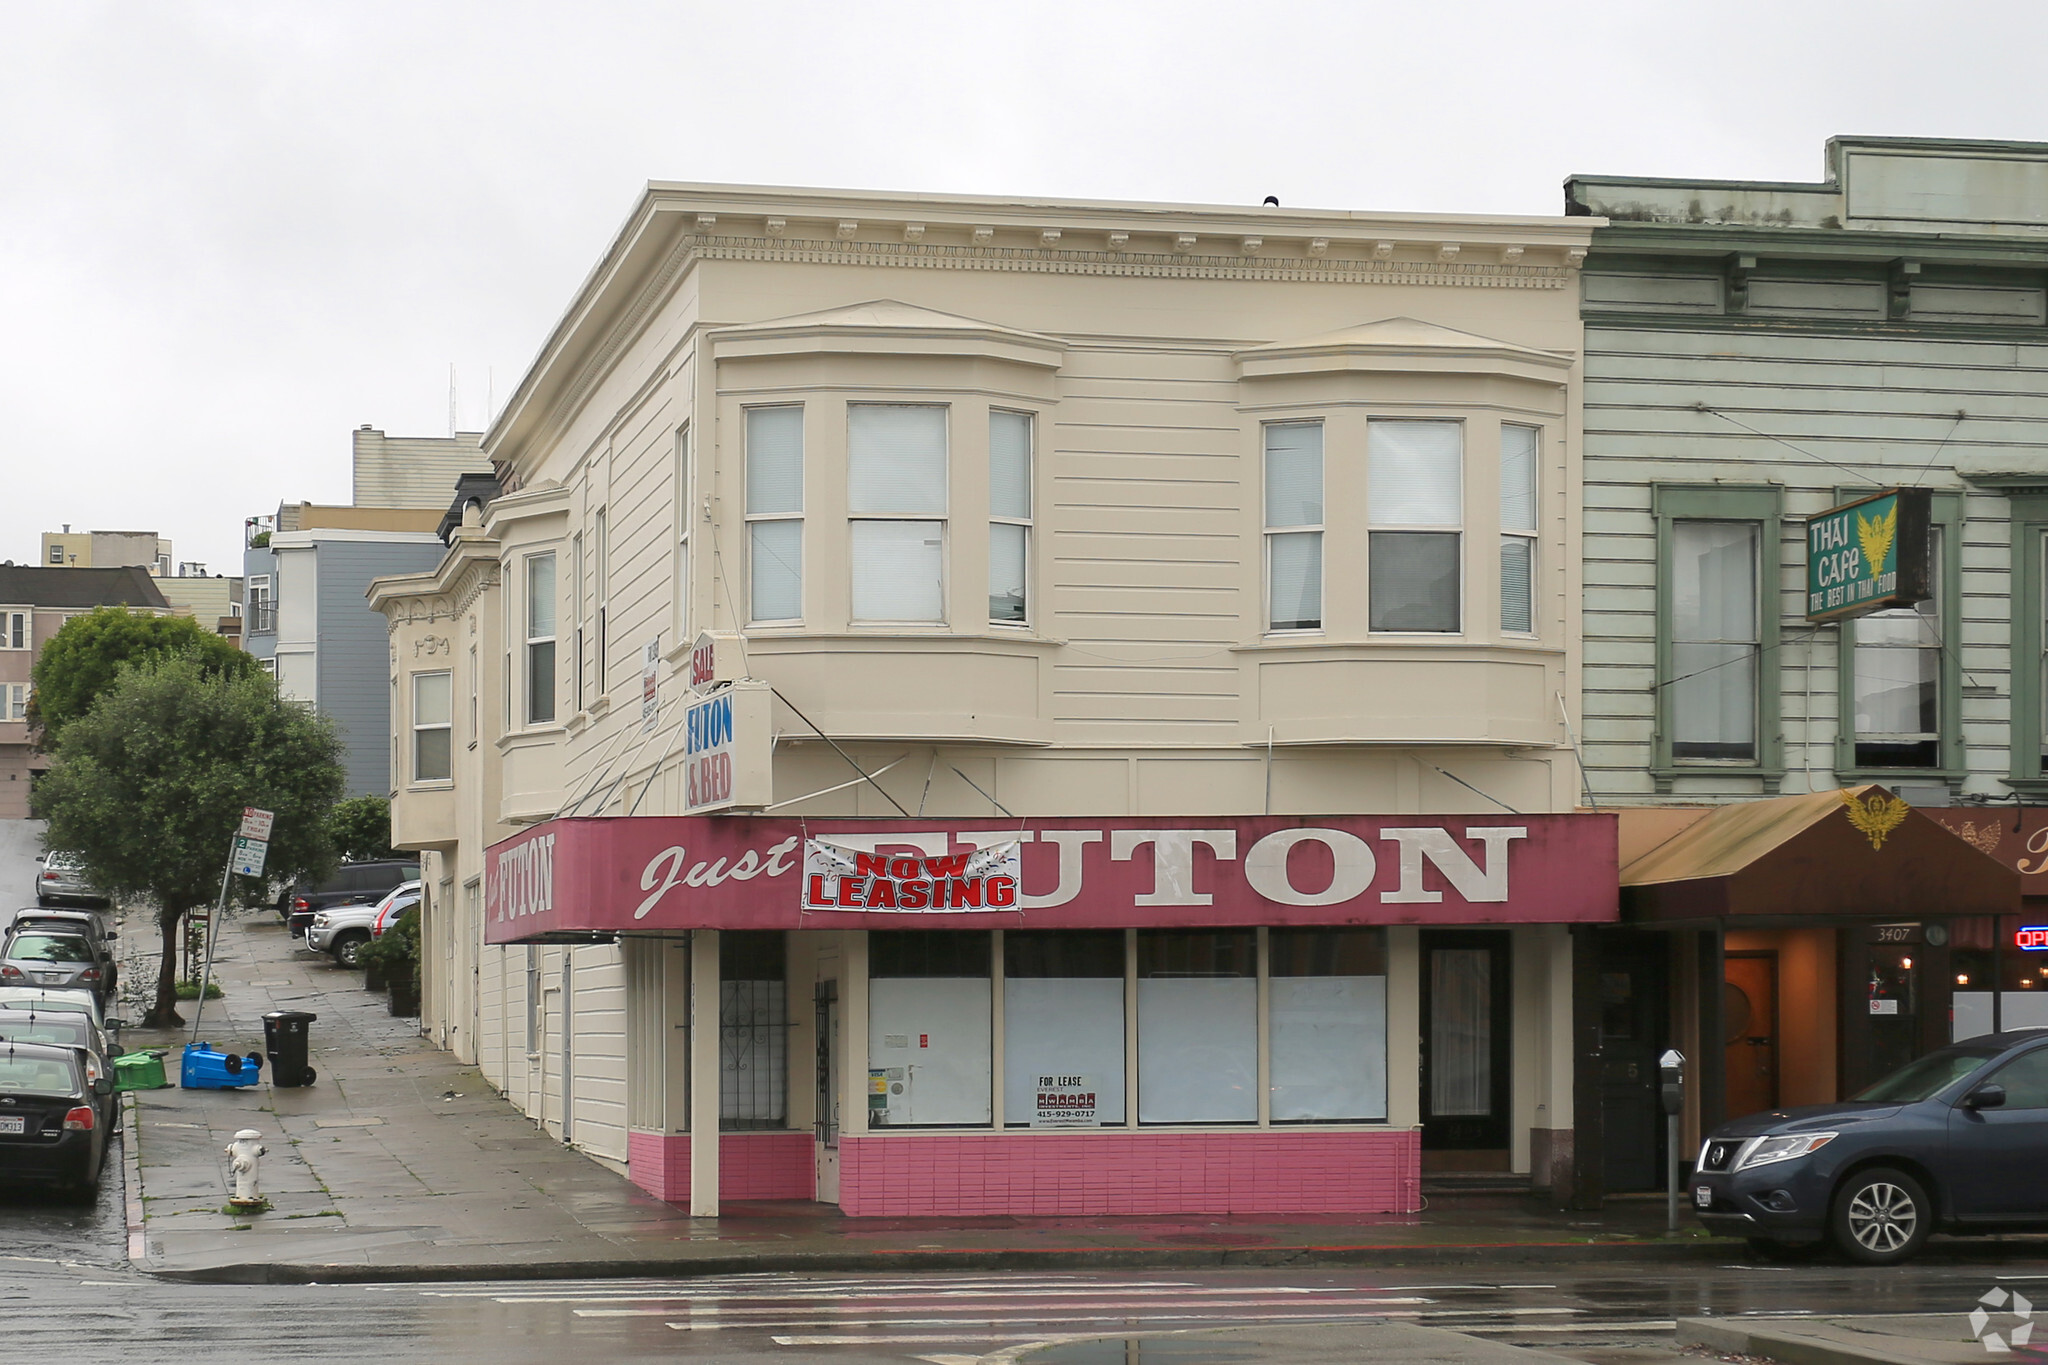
179, 1042, 264, 1089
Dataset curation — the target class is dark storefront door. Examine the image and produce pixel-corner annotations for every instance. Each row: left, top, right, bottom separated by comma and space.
1724, 952, 1778, 1119
1597, 932, 1668, 1192
1420, 930, 1511, 1159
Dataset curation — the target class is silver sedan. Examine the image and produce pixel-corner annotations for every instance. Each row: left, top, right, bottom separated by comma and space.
0, 931, 113, 1007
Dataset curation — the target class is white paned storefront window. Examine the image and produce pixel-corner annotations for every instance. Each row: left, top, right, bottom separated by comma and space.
868, 932, 991, 1127
1268, 928, 1387, 1121
1002, 931, 1126, 1126
849, 404, 947, 622
1136, 930, 1257, 1124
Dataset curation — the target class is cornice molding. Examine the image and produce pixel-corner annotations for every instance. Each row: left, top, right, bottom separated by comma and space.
691, 233, 1573, 289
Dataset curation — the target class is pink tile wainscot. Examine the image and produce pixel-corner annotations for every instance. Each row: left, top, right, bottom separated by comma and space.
838, 1129, 1419, 1218
627, 1132, 815, 1203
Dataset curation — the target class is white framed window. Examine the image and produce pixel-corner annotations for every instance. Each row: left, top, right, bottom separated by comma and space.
1003, 930, 1126, 1126
525, 945, 542, 1056
1369, 420, 1463, 633
675, 422, 693, 639
990, 410, 1032, 624
1671, 520, 1761, 762
1852, 527, 1942, 768
746, 406, 804, 623
868, 931, 992, 1127
1264, 421, 1323, 632
1137, 930, 1257, 1124
593, 510, 609, 692
849, 403, 947, 623
1269, 928, 1388, 1122
4, 683, 26, 721
245, 577, 274, 634
467, 644, 478, 747
524, 553, 557, 725
1500, 425, 1539, 634
1, 610, 27, 650
47, 545, 63, 566
412, 671, 452, 782
571, 530, 585, 714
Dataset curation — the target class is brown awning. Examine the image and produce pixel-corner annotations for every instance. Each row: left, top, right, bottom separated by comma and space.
1618, 785, 2019, 924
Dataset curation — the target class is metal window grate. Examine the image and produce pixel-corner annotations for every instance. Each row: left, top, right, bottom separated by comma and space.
720, 931, 788, 1130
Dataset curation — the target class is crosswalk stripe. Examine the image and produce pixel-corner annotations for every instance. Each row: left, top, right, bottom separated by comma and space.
580, 1296, 1429, 1319
773, 1334, 1109, 1347
678, 1310, 1431, 1332
1457, 1320, 1678, 1334
486, 1285, 1383, 1306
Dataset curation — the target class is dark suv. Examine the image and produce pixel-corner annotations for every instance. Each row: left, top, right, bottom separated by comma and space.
282, 860, 420, 938
1693, 1028, 2048, 1264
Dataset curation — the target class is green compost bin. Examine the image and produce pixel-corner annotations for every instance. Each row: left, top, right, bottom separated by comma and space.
114, 1050, 170, 1092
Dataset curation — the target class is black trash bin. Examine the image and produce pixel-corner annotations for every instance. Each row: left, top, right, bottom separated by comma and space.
262, 1010, 318, 1087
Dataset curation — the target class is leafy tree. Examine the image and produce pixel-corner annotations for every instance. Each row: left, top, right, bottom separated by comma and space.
34, 657, 346, 1027
327, 793, 398, 862
29, 607, 262, 744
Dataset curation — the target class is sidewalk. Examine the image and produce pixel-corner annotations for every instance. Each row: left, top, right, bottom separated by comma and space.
1680, 1314, 2020, 1365
96, 909, 1963, 1285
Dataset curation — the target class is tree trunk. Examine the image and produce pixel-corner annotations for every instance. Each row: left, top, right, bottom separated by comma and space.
142, 910, 184, 1029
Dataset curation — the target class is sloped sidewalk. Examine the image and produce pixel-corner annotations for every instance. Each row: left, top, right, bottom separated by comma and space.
119, 908, 1718, 1284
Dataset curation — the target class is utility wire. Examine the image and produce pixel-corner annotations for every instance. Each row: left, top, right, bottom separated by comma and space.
770, 686, 910, 816
1698, 405, 1885, 486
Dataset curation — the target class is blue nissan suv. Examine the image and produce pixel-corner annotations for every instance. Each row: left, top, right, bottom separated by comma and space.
1693, 1028, 2048, 1264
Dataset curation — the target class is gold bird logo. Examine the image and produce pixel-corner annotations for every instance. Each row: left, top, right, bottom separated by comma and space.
1954, 820, 2003, 857
1840, 789, 1911, 851
1856, 503, 1898, 577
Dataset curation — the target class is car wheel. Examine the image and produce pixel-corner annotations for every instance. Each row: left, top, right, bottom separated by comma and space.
333, 932, 370, 968
1831, 1167, 1931, 1265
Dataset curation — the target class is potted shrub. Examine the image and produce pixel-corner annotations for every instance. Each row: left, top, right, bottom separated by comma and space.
359, 907, 420, 1016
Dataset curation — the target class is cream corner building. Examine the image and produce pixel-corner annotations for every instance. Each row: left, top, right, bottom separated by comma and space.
371, 185, 1611, 1217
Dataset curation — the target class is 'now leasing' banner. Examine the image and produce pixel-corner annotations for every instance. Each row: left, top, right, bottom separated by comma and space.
484, 812, 1617, 943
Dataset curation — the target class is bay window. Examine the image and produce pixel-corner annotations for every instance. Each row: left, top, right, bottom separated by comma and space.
746, 406, 804, 623
1369, 420, 1463, 632
990, 410, 1032, 624
412, 671, 452, 782
524, 552, 556, 725
1264, 421, 1323, 631
848, 404, 947, 623
1500, 425, 1538, 634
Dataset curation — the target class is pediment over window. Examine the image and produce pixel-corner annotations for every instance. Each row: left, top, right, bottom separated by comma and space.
1236, 316, 1573, 384
708, 299, 1066, 369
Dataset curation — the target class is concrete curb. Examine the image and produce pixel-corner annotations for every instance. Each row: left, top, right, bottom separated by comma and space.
119, 1090, 147, 1268
1678, 1318, 1937, 1365
148, 1235, 1728, 1285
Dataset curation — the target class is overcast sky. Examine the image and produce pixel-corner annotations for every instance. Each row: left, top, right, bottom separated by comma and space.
3, 0, 2045, 574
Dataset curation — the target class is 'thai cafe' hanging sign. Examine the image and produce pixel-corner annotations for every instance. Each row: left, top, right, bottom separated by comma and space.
1805, 487, 1932, 623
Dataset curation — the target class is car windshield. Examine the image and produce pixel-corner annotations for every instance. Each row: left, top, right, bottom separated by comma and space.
1853, 1043, 2006, 1102
7, 935, 94, 964
0, 1053, 80, 1097
0, 1019, 91, 1049
0, 996, 91, 1016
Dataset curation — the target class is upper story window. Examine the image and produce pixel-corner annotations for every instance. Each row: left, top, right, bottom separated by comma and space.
412, 671, 452, 782
1850, 527, 1942, 769
989, 410, 1032, 625
746, 406, 804, 624
675, 422, 692, 639
593, 509, 609, 692
1500, 426, 1538, 634
246, 576, 274, 635
4, 683, 25, 721
1264, 421, 1323, 632
848, 404, 947, 623
524, 552, 557, 725
1, 610, 26, 650
1367, 420, 1462, 633
1670, 520, 1760, 762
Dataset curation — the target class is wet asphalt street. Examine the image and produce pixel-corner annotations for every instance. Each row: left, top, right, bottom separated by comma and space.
7, 1196, 2048, 1365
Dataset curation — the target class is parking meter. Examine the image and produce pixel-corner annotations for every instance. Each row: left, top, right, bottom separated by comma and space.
1659, 1049, 1685, 1231
1659, 1049, 1685, 1116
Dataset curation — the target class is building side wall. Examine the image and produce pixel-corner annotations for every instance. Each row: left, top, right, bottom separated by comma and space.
314, 539, 445, 796
1580, 287, 2046, 802
352, 429, 491, 509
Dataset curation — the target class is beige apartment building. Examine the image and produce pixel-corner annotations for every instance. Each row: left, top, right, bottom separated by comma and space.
372, 184, 1613, 1218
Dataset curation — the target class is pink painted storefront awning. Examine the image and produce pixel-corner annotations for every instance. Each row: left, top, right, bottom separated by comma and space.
485, 813, 1618, 944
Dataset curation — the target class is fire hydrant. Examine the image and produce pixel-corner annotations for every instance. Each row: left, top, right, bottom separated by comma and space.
226, 1129, 268, 1210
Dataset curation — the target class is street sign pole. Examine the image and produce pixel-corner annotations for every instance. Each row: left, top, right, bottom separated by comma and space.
191, 809, 273, 1044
